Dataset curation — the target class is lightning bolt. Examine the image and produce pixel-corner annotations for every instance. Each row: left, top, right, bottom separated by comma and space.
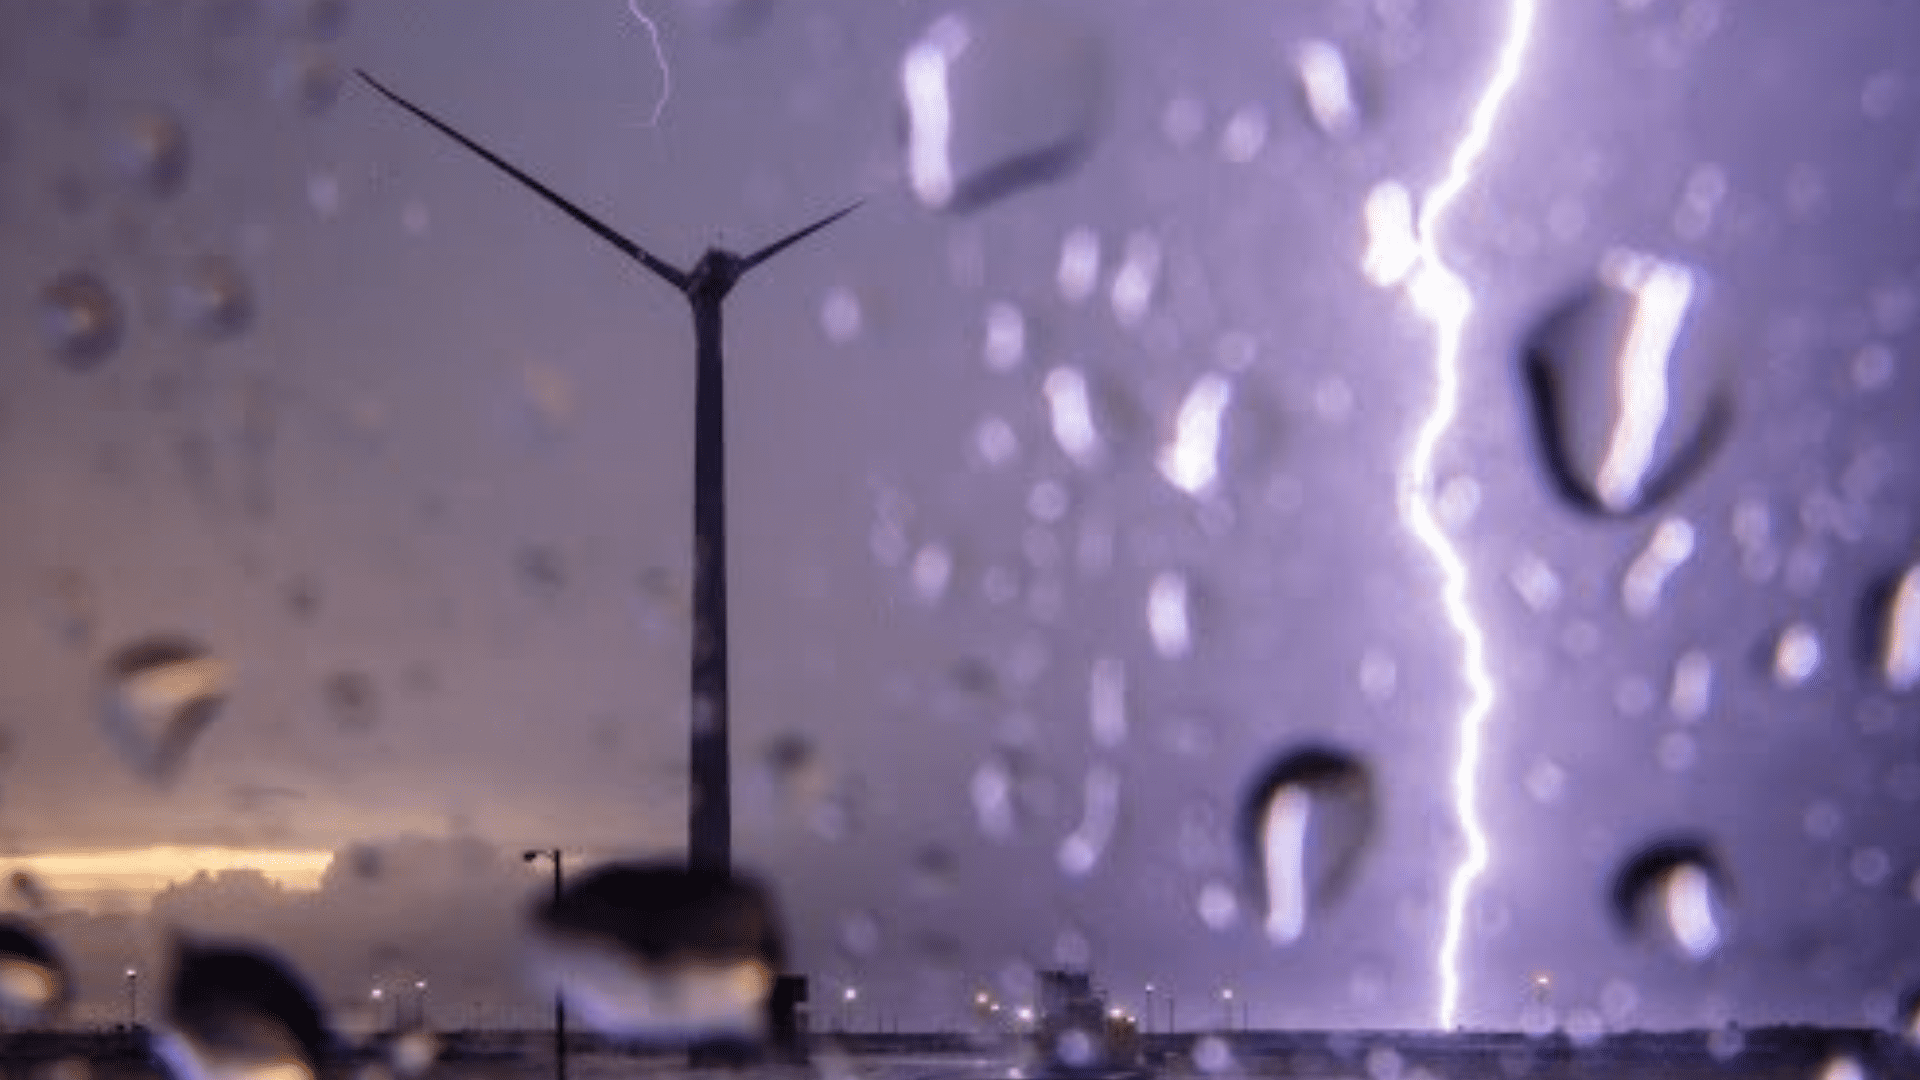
624, 0, 673, 128
1393, 0, 1537, 1032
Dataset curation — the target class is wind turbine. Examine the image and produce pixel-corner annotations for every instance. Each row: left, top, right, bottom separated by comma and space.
359, 71, 858, 874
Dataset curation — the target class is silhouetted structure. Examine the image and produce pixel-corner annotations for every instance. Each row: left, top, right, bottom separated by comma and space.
360, 72, 851, 1064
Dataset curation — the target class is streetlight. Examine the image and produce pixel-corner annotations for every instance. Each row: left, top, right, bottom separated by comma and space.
842, 986, 858, 1033
124, 968, 137, 1028
1220, 988, 1234, 1032
524, 850, 566, 1080
1144, 984, 1155, 1036
371, 986, 386, 1031
414, 979, 429, 1030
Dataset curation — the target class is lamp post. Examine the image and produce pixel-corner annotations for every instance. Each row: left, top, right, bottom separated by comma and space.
1220, 988, 1234, 1032
124, 968, 137, 1028
1144, 984, 1155, 1036
842, 986, 857, 1033
414, 979, 429, 1030
523, 849, 566, 1080
371, 987, 386, 1032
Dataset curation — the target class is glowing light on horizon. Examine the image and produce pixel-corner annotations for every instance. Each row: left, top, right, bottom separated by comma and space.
1, 846, 334, 906
1386, 0, 1538, 1031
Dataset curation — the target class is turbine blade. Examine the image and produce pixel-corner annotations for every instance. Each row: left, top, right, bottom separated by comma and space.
358, 70, 689, 291
741, 201, 862, 273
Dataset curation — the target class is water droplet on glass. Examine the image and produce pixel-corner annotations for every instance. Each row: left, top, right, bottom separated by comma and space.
1671, 163, 1727, 241
1508, 553, 1563, 613
1817, 1057, 1866, 1080
1056, 226, 1101, 303
1361, 181, 1418, 286
1145, 572, 1193, 659
174, 253, 254, 340
0, 922, 68, 1025
899, 9, 1104, 213
1158, 373, 1232, 497
1196, 881, 1239, 930
113, 111, 190, 197
1239, 748, 1376, 945
970, 754, 1018, 840
1087, 657, 1127, 747
1358, 648, 1398, 703
1610, 839, 1731, 961
1160, 94, 1206, 148
1849, 846, 1890, 887
1621, 517, 1695, 617
41, 271, 125, 369
321, 670, 379, 732
1523, 249, 1724, 514
971, 414, 1020, 469
1771, 621, 1822, 687
9, 871, 47, 911
1108, 231, 1161, 328
1043, 366, 1105, 467
157, 940, 330, 1080
527, 862, 783, 1042
981, 301, 1026, 372
272, 52, 344, 115
1215, 104, 1268, 163
1192, 1034, 1234, 1072
1524, 759, 1566, 804
818, 285, 863, 344
1668, 649, 1712, 721
909, 544, 953, 604
1057, 764, 1120, 877
1294, 40, 1361, 137
101, 636, 229, 785
1876, 563, 1920, 692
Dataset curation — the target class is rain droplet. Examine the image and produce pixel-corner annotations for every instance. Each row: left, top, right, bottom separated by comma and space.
1621, 517, 1695, 617
41, 271, 125, 369
1294, 40, 1361, 137
527, 862, 784, 1042
1057, 764, 1120, 877
1771, 621, 1822, 687
1157, 374, 1232, 497
1108, 231, 1162, 327
1610, 839, 1731, 961
1817, 1057, 1866, 1080
1668, 649, 1713, 721
1043, 366, 1105, 467
174, 253, 254, 340
1087, 657, 1127, 747
0, 922, 68, 1025
321, 670, 379, 732
1876, 562, 1920, 692
970, 754, 1018, 839
1195, 881, 1239, 931
1508, 553, 1563, 613
899, 8, 1104, 213
101, 636, 229, 785
157, 940, 330, 1080
271, 52, 345, 115
1357, 648, 1397, 703
112, 111, 190, 197
1145, 572, 1193, 659
1160, 94, 1206, 147
1524, 759, 1566, 803
818, 285, 863, 344
1239, 748, 1376, 945
909, 544, 953, 604
971, 414, 1019, 469
1361, 181, 1418, 287
981, 300, 1026, 371
1056, 227, 1101, 303
1216, 104, 1268, 163
1523, 249, 1725, 514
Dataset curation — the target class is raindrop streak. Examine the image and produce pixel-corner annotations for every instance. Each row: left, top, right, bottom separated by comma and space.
101, 636, 230, 785
899, 8, 1104, 213
1879, 563, 1920, 692
526, 862, 784, 1042
41, 271, 125, 369
1238, 748, 1377, 945
1610, 839, 1731, 961
0, 922, 68, 1025
1523, 249, 1725, 515
156, 940, 330, 1080
1158, 374, 1232, 497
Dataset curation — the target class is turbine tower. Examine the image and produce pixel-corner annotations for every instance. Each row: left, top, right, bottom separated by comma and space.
360, 72, 857, 872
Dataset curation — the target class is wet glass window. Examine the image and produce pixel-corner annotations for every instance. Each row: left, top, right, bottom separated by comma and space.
1, 1, 1918, 1076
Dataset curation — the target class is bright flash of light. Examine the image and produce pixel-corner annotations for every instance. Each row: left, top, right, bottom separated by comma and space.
1391, 0, 1538, 1032
624, 0, 673, 127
